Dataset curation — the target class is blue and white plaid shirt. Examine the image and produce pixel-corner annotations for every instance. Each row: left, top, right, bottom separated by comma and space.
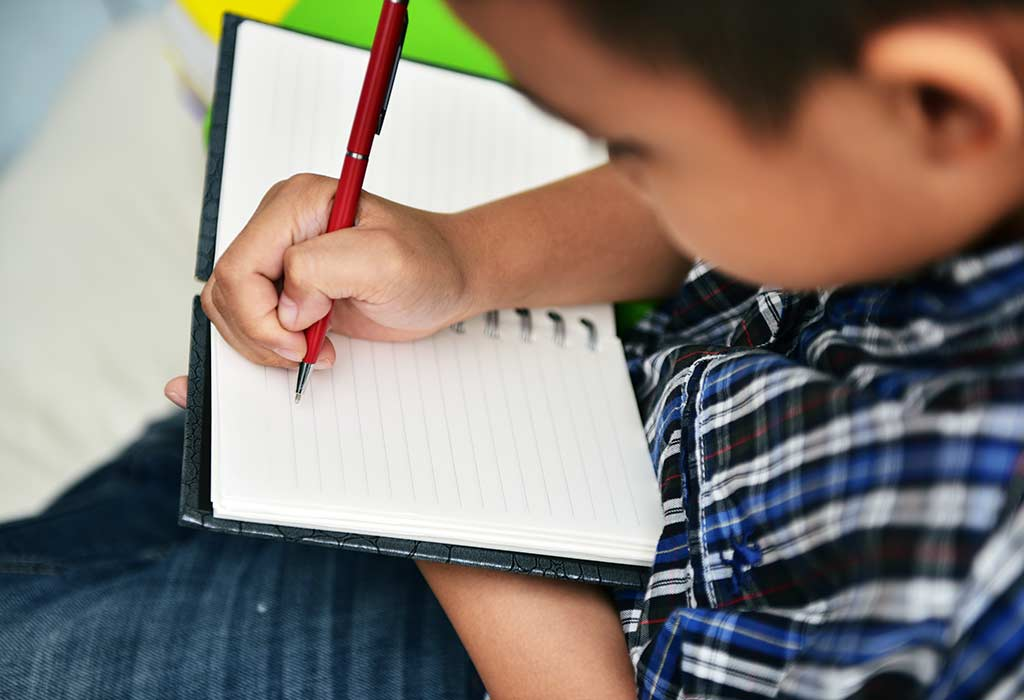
617, 236, 1024, 700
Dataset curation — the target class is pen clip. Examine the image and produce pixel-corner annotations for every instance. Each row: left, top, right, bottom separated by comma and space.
377, 14, 408, 135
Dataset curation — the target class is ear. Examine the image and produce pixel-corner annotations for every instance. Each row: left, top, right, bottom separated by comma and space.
862, 22, 1023, 163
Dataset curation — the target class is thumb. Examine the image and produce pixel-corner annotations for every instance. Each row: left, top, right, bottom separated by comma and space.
278, 230, 405, 333
164, 376, 188, 408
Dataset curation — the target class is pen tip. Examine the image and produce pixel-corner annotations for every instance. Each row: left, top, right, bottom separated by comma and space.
294, 361, 312, 404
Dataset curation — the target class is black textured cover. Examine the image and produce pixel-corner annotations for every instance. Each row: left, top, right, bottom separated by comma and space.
179, 16, 648, 588
195, 15, 242, 281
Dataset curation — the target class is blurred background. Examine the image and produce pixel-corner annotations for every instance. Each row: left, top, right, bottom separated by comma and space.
0, 0, 503, 522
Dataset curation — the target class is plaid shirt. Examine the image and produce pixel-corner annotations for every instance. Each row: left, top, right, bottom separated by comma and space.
617, 238, 1024, 700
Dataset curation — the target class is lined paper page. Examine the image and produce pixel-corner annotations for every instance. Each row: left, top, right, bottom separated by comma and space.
210, 21, 660, 565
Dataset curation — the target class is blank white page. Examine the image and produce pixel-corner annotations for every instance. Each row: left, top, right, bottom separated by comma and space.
210, 21, 661, 566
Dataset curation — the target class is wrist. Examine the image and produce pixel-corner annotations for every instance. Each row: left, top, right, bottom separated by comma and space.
439, 209, 501, 318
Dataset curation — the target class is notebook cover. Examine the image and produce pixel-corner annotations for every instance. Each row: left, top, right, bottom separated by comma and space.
179, 15, 649, 588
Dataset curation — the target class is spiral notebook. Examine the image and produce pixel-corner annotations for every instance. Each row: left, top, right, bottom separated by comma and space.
180, 16, 662, 585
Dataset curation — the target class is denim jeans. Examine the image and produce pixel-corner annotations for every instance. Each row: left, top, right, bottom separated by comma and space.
0, 414, 484, 699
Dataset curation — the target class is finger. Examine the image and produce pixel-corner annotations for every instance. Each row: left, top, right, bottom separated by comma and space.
279, 230, 405, 332
231, 182, 390, 278
204, 265, 306, 362
211, 276, 306, 361
205, 275, 337, 370
313, 336, 337, 370
164, 376, 188, 408
210, 174, 337, 358
226, 173, 339, 280
203, 277, 302, 368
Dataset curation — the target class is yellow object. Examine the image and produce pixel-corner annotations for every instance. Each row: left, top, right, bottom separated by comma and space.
177, 0, 294, 40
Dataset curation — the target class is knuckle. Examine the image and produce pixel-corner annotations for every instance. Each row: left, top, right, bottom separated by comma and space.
355, 191, 390, 227
200, 281, 216, 316
210, 280, 233, 318
212, 255, 242, 290
214, 262, 249, 306
266, 178, 287, 197
283, 246, 314, 289
283, 172, 318, 194
257, 181, 284, 210
237, 315, 268, 343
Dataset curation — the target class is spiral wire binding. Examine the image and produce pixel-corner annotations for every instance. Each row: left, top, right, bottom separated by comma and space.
449, 309, 598, 349
579, 318, 599, 351
547, 311, 567, 347
484, 310, 500, 338
515, 308, 532, 342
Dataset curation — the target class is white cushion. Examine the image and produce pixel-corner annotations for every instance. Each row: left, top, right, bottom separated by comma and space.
0, 15, 204, 520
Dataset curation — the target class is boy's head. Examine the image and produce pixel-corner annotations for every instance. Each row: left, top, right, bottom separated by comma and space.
447, 1, 1024, 288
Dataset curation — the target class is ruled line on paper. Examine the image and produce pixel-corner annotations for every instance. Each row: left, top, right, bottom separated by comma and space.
369, 343, 393, 499
571, 342, 618, 524
288, 370, 299, 488
263, 365, 270, 485
411, 347, 440, 504
312, 380, 324, 492
329, 357, 346, 494
424, 335, 464, 509
446, 335, 482, 510
535, 344, 574, 518
350, 337, 370, 495
516, 342, 552, 517
473, 337, 509, 513
598, 353, 641, 527
553, 344, 597, 520
391, 342, 418, 503
494, 338, 531, 514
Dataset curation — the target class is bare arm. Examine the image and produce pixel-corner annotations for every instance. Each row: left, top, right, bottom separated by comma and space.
417, 561, 638, 700
450, 163, 689, 313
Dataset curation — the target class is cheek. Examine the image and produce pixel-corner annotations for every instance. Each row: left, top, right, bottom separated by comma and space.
639, 160, 860, 287
636, 162, 770, 265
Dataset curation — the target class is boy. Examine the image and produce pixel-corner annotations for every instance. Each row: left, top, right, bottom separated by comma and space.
5, 1, 1021, 698
169, 1, 1024, 696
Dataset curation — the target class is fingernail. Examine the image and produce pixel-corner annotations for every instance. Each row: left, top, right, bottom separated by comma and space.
166, 390, 184, 407
275, 347, 304, 362
278, 294, 298, 328
313, 358, 333, 370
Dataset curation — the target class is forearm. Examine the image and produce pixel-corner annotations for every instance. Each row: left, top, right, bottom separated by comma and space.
446, 164, 689, 314
417, 560, 637, 700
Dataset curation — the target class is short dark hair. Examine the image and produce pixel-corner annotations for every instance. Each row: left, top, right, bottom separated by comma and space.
556, 1, 1022, 125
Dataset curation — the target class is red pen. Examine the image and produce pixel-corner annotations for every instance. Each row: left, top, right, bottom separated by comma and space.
294, 0, 409, 403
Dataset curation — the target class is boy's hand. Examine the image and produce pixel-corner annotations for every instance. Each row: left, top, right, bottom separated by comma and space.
210, 173, 476, 363
164, 173, 478, 409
